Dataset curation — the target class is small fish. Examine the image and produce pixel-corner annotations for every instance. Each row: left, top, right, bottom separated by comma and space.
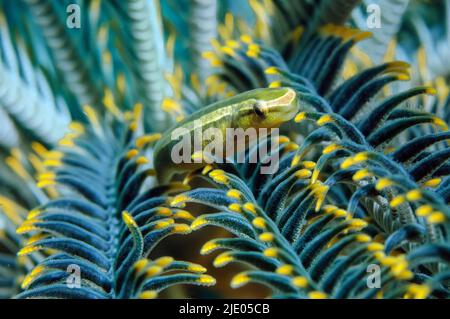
154, 87, 299, 183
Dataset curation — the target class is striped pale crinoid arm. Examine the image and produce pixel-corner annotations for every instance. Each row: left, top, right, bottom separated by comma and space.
352, 0, 410, 64
111, 0, 168, 131
0, 61, 70, 145
14, 107, 215, 298
188, 0, 217, 81
23, 0, 102, 109
0, 15, 70, 144
0, 108, 19, 149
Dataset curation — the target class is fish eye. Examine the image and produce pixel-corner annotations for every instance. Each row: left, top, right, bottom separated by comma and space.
253, 101, 265, 119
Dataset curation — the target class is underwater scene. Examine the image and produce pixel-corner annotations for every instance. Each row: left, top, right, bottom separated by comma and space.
0, 0, 449, 301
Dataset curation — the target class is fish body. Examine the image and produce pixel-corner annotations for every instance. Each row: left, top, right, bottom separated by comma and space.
154, 87, 299, 183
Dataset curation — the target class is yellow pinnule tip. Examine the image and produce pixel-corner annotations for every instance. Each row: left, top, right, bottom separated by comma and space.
154, 219, 175, 230
129, 121, 138, 131
18, 245, 41, 256
197, 275, 216, 285
423, 178, 441, 188
68, 121, 85, 134
221, 46, 236, 57
396, 74, 410, 81
153, 256, 173, 268
348, 218, 368, 229
390, 260, 409, 277
278, 136, 290, 144
16, 223, 38, 234
373, 251, 386, 261
425, 87, 437, 95
322, 143, 341, 154
259, 232, 274, 242
427, 211, 446, 224
390, 195, 405, 208
187, 264, 207, 273
27, 209, 41, 220
226, 40, 240, 49
292, 276, 308, 288
39, 172, 56, 181
317, 114, 334, 126
172, 224, 191, 234
135, 134, 161, 148
340, 157, 355, 169
125, 149, 139, 159
248, 43, 260, 52
202, 51, 216, 60
432, 117, 448, 130
226, 189, 242, 200
308, 291, 327, 299
367, 243, 385, 252
302, 161, 316, 170
122, 211, 137, 228
386, 61, 410, 71
284, 142, 299, 152
291, 154, 301, 167
228, 203, 242, 213
416, 205, 433, 217
294, 112, 307, 123
265, 67, 279, 75
397, 269, 413, 280
21, 265, 45, 289
58, 138, 75, 147
170, 194, 190, 207
376, 178, 394, 190
213, 252, 233, 267
355, 234, 372, 243
269, 81, 282, 88
156, 207, 172, 217
201, 164, 214, 176
276, 264, 294, 275
252, 217, 266, 229
240, 34, 252, 44
139, 291, 158, 299
354, 152, 369, 163
37, 180, 56, 188
296, 169, 312, 179
323, 205, 337, 214
380, 256, 398, 266
333, 209, 347, 218
145, 266, 162, 277
211, 173, 229, 185
134, 259, 149, 272
200, 240, 218, 255
353, 169, 372, 182
230, 273, 250, 288
263, 247, 278, 257
246, 49, 259, 58
243, 202, 257, 215
209, 168, 225, 177
407, 284, 430, 299
135, 156, 149, 165
191, 217, 207, 230
173, 210, 195, 221
406, 189, 422, 201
